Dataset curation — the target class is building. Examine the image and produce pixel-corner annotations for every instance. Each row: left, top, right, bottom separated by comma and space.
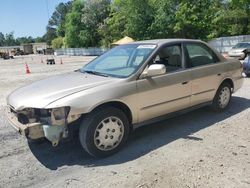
0, 42, 48, 55
0, 46, 20, 54
22, 44, 33, 54
32, 42, 48, 54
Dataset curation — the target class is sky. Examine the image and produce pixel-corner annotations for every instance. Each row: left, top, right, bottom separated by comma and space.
0, 0, 70, 38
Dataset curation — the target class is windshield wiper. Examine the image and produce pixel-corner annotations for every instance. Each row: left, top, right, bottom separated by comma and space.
84, 70, 109, 77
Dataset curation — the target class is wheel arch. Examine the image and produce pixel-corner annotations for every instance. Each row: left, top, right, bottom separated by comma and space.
88, 101, 134, 131
220, 78, 234, 92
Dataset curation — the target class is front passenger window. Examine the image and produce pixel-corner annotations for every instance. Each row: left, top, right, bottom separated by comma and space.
186, 44, 218, 67
152, 45, 182, 73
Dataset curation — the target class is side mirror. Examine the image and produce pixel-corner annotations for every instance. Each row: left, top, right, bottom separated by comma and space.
141, 64, 166, 78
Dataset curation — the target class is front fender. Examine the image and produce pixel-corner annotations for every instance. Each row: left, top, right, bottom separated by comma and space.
45, 80, 138, 123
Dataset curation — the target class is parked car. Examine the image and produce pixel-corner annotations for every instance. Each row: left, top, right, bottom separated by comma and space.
6, 39, 243, 157
228, 42, 250, 59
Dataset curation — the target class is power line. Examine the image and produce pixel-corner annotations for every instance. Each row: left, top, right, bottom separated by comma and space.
45, 0, 50, 21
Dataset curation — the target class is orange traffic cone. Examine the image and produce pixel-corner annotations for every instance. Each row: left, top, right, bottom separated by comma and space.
25, 63, 30, 74
60, 58, 63, 64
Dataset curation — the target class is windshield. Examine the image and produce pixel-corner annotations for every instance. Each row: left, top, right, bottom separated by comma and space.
81, 44, 156, 78
233, 43, 250, 49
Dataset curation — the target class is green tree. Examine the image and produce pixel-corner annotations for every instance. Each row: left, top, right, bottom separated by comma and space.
16, 36, 35, 44
100, 0, 154, 46
34, 37, 45, 43
98, 2, 127, 46
123, 0, 154, 40
173, 0, 215, 40
0, 32, 45, 46
209, 0, 250, 38
46, 0, 250, 47
0, 32, 5, 46
82, 0, 111, 46
44, 2, 72, 46
64, 0, 86, 47
4, 32, 18, 46
149, 0, 179, 39
225, 0, 250, 35
43, 26, 57, 46
48, 2, 72, 37
51, 36, 64, 49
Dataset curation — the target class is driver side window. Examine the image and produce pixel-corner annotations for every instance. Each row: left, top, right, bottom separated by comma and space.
152, 45, 182, 73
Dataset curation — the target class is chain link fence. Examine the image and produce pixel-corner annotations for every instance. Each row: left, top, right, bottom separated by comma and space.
54, 47, 108, 56
208, 35, 250, 53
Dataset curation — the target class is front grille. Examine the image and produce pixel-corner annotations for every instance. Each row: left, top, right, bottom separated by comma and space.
17, 114, 29, 124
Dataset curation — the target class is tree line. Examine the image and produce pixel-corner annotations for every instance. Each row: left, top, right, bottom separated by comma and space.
0, 32, 44, 46
1, 0, 250, 48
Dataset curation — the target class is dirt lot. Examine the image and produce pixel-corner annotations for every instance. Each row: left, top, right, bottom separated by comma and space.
0, 55, 250, 188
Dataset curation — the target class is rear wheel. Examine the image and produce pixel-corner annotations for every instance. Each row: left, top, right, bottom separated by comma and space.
79, 107, 130, 158
212, 82, 232, 112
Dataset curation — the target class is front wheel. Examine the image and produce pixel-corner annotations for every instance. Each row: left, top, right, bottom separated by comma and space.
212, 82, 232, 112
79, 107, 130, 158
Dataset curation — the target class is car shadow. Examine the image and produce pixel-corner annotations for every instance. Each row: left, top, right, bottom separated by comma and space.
28, 96, 250, 170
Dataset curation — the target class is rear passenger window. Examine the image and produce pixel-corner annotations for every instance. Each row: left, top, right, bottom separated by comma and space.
186, 44, 217, 67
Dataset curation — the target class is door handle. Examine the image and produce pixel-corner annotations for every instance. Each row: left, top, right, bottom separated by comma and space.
182, 81, 189, 85
217, 73, 221, 76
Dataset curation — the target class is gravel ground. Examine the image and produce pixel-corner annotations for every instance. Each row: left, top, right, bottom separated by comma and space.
0, 55, 250, 188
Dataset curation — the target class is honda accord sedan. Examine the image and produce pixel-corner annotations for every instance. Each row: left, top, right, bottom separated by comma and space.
6, 39, 243, 157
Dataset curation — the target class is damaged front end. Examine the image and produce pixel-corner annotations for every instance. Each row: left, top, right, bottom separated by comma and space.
6, 106, 80, 146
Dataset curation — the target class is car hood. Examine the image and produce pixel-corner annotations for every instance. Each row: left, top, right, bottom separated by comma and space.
229, 48, 245, 53
7, 71, 118, 110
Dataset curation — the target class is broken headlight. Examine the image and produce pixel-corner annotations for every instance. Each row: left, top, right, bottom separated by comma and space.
51, 107, 70, 126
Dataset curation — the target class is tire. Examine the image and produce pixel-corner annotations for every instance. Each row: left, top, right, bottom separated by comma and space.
79, 107, 130, 158
27, 137, 45, 144
212, 82, 232, 112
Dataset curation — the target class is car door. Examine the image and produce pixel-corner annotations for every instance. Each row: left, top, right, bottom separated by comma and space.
184, 42, 224, 106
136, 44, 191, 123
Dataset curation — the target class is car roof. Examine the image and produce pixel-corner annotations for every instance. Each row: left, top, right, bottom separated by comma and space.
129, 38, 225, 62
130, 38, 202, 45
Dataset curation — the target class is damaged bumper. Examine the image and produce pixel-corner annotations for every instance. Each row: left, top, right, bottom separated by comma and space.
6, 107, 44, 139
5, 106, 79, 146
